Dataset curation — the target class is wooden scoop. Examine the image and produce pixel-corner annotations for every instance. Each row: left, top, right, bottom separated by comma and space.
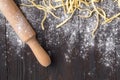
0, 0, 51, 67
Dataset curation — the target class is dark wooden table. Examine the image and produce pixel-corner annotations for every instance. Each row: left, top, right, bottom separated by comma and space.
0, 0, 120, 80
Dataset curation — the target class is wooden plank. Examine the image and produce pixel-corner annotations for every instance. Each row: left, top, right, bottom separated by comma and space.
94, 23, 118, 80
0, 13, 7, 80
0, 0, 120, 80
6, 22, 25, 80
115, 24, 120, 80
93, 1, 119, 80
5, 1, 25, 80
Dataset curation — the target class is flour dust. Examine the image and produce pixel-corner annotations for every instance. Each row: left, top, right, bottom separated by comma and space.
6, 23, 25, 59
2, 0, 120, 69
41, 0, 120, 69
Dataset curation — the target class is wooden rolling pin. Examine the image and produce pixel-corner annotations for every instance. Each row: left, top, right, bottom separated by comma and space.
0, 0, 51, 67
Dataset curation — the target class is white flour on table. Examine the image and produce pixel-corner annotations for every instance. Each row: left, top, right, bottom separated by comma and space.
1, 0, 120, 69
6, 23, 25, 59
44, 0, 120, 69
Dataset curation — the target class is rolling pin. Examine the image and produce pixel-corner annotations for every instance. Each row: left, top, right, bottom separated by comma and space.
0, 0, 51, 67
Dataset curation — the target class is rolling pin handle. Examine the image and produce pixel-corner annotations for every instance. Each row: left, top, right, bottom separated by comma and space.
26, 37, 51, 67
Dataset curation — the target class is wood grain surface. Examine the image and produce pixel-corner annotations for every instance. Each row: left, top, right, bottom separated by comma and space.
0, 0, 120, 80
